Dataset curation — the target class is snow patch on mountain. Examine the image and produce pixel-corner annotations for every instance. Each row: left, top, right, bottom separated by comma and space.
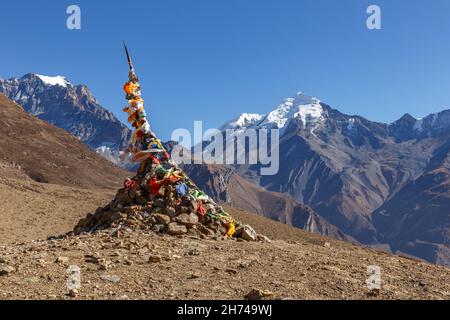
220, 113, 264, 130
220, 92, 325, 134
258, 92, 324, 130
96, 146, 121, 165
36, 75, 71, 88
347, 118, 355, 130
411, 111, 450, 134
413, 118, 423, 132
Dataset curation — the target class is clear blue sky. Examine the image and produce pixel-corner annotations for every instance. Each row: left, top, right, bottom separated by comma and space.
1, 0, 450, 140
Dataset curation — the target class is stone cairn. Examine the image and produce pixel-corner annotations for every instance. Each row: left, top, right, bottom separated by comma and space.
74, 45, 263, 241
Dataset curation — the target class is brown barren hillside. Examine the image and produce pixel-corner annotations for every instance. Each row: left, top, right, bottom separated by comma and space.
0, 94, 128, 189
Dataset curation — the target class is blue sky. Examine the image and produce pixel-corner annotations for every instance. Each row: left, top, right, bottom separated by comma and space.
1, 0, 450, 140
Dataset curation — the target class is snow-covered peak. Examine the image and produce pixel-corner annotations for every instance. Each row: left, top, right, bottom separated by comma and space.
219, 92, 325, 136
36, 74, 71, 87
259, 92, 324, 129
294, 91, 321, 105
220, 113, 264, 130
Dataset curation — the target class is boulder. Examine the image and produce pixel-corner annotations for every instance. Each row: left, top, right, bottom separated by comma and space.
197, 224, 215, 237
154, 198, 165, 208
153, 214, 171, 225
167, 223, 187, 235
242, 225, 257, 241
152, 224, 165, 233
165, 207, 177, 218
175, 213, 198, 228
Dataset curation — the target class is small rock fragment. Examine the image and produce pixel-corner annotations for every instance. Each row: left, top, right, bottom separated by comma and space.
245, 289, 274, 300
68, 289, 78, 297
367, 288, 381, 297
100, 274, 121, 283
55, 256, 69, 264
152, 224, 165, 233
257, 234, 272, 243
0, 266, 15, 276
148, 255, 162, 263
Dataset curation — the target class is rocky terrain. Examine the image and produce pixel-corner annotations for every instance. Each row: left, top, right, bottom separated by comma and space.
1, 93, 449, 300
1, 203, 449, 300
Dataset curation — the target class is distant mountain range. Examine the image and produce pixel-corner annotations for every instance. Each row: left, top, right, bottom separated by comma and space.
0, 74, 131, 164
1, 74, 448, 265
187, 92, 450, 266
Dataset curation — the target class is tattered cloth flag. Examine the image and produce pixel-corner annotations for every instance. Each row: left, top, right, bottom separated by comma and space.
74, 44, 265, 242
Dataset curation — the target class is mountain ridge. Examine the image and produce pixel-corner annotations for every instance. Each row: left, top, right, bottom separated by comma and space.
0, 73, 131, 165
190, 91, 450, 265
0, 93, 128, 189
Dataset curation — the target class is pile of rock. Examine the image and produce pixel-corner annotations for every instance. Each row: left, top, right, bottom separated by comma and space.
74, 48, 264, 242
74, 181, 261, 241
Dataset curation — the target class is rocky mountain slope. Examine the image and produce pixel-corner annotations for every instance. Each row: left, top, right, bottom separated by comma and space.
183, 164, 355, 243
0, 93, 128, 189
192, 92, 450, 265
0, 74, 131, 164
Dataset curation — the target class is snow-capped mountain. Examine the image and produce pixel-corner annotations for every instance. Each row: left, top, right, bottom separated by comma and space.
389, 109, 450, 142
0, 74, 131, 165
221, 92, 326, 133
222, 91, 450, 143
219, 113, 264, 130
188, 91, 450, 266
